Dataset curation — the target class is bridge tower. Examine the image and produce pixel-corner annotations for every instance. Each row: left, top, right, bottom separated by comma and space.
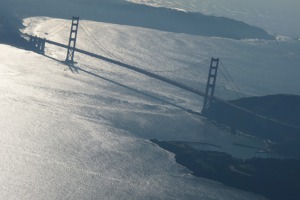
65, 16, 79, 63
202, 57, 219, 113
29, 35, 45, 54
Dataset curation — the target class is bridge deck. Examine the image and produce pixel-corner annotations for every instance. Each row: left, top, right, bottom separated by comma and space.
23, 35, 300, 133
45, 39, 206, 97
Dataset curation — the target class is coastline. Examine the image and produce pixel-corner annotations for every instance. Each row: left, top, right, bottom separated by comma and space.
151, 139, 300, 200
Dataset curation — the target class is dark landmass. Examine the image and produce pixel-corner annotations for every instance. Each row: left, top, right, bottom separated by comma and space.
0, 0, 274, 40
151, 139, 300, 200
153, 95, 300, 198
95, 3, 275, 40
230, 94, 300, 128
202, 94, 300, 157
0, 9, 28, 48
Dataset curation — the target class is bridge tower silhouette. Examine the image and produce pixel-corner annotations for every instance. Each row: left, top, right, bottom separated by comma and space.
65, 16, 80, 63
29, 35, 45, 54
202, 57, 219, 113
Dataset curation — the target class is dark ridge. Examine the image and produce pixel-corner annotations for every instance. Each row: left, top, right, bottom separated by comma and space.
230, 94, 300, 127
151, 139, 300, 200
202, 94, 300, 141
202, 94, 300, 157
1, 0, 275, 40
96, 3, 275, 40
0, 9, 29, 48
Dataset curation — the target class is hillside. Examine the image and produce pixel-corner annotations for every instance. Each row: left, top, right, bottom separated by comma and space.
0, 9, 28, 47
230, 94, 300, 127
0, 0, 275, 40
203, 94, 300, 141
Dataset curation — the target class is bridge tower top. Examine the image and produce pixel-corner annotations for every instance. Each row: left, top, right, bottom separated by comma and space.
65, 16, 80, 63
202, 57, 219, 113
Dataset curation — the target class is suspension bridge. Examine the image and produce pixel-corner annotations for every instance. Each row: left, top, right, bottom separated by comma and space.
22, 16, 300, 139
24, 17, 244, 111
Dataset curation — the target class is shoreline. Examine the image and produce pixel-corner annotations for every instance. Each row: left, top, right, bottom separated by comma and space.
151, 139, 300, 200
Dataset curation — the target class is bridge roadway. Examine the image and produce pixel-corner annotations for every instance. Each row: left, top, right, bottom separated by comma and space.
45, 39, 208, 97
21, 33, 208, 98
23, 35, 300, 132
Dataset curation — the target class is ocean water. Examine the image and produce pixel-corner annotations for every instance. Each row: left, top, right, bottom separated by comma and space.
0, 0, 299, 199
126, 0, 300, 97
